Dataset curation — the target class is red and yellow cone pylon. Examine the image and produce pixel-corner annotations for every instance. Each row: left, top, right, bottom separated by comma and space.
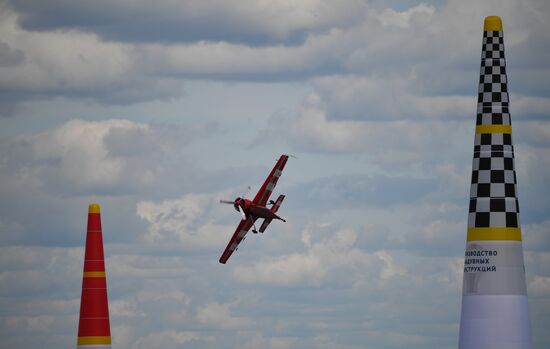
77, 203, 112, 348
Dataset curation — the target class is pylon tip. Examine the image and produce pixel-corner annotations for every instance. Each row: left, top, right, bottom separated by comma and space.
484, 16, 503, 31
88, 203, 100, 214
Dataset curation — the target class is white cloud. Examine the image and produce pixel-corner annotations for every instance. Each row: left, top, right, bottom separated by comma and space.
31, 119, 148, 189
1, 0, 549, 113
111, 324, 135, 349
240, 333, 296, 349
263, 97, 472, 173
4, 315, 57, 334
110, 299, 144, 319
0, 246, 83, 296
0, 12, 133, 90
9, 0, 369, 44
0, 118, 212, 197
514, 143, 550, 212
529, 276, 550, 296
311, 75, 474, 121
136, 289, 191, 304
378, 3, 435, 29
512, 95, 550, 118
197, 302, 252, 329
131, 330, 202, 349
1, 119, 149, 193
0, 6, 182, 108
524, 220, 550, 249
234, 226, 406, 286
107, 254, 190, 279
286, 98, 371, 152
136, 192, 232, 248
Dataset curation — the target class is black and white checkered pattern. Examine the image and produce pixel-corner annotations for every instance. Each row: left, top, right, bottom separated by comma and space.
481, 31, 505, 59
478, 31, 508, 108
476, 104, 511, 126
469, 29, 520, 229
469, 144, 519, 227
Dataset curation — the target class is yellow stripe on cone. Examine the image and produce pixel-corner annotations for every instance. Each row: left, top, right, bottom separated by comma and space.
83, 271, 106, 278
475, 124, 512, 134
77, 336, 112, 345
467, 227, 522, 241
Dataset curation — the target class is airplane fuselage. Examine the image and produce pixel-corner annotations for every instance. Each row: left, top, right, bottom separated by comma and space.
234, 197, 284, 221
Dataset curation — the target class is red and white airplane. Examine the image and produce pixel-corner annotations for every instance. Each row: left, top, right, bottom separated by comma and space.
219, 154, 291, 264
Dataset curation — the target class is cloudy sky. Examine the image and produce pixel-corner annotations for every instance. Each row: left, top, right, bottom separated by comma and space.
0, 0, 549, 348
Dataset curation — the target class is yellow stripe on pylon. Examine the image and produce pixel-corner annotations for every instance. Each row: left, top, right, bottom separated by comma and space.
77, 336, 112, 345
83, 271, 106, 278
467, 227, 522, 241
475, 124, 512, 134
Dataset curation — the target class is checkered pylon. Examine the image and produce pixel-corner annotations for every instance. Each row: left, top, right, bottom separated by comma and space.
459, 17, 532, 349
468, 27, 520, 235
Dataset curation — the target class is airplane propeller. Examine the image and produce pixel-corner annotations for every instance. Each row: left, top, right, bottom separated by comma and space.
237, 205, 246, 221
219, 198, 247, 221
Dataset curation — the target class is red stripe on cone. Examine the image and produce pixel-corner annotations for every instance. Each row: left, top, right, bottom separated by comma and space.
77, 203, 111, 345
83, 260, 106, 273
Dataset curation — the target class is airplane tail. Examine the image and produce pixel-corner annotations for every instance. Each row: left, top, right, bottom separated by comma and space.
259, 195, 285, 232
271, 194, 285, 213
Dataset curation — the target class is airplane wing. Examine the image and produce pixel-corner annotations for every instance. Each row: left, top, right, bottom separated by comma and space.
252, 154, 289, 206
219, 217, 255, 264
